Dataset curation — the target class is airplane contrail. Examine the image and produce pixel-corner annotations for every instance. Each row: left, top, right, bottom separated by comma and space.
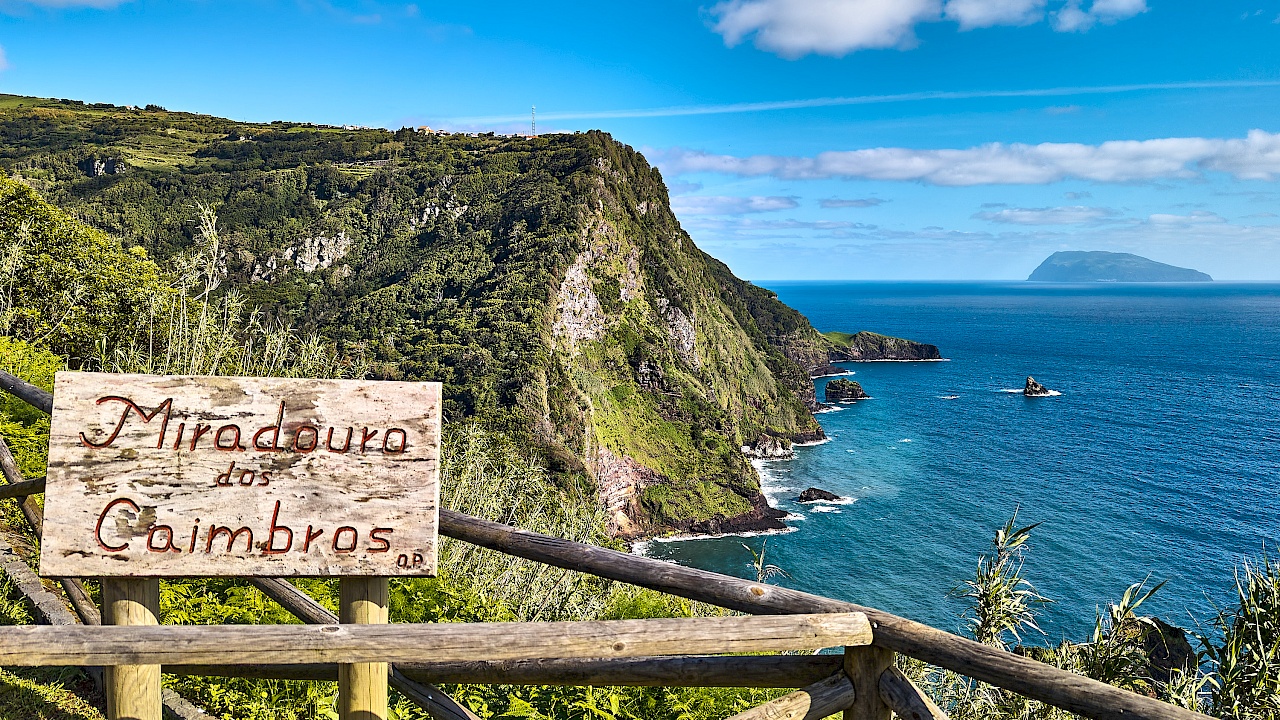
446, 80, 1280, 125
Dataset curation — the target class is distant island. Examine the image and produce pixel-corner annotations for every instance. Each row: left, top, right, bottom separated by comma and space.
1028, 251, 1212, 282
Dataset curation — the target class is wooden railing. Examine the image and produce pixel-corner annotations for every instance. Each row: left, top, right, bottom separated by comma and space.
0, 369, 1215, 720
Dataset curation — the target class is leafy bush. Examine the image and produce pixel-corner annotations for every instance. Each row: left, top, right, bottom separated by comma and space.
0, 175, 176, 362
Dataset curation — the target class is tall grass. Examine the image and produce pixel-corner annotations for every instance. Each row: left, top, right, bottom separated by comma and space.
1203, 556, 1280, 719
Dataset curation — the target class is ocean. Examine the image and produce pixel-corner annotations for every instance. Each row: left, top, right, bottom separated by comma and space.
638, 282, 1280, 642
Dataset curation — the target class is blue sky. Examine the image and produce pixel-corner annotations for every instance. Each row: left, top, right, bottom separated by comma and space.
3, 0, 1280, 280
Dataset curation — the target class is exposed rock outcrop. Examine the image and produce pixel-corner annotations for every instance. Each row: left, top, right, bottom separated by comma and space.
594, 446, 664, 538
798, 487, 840, 502
743, 434, 795, 460
825, 378, 869, 403
251, 232, 353, 282
1024, 376, 1053, 397
671, 493, 788, 536
1116, 616, 1196, 684
79, 156, 128, 177
551, 251, 607, 347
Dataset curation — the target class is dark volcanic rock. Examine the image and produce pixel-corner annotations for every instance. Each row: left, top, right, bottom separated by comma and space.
791, 428, 826, 446
675, 493, 787, 535
825, 378, 869, 402
1023, 376, 1053, 397
798, 487, 841, 502
1116, 616, 1196, 684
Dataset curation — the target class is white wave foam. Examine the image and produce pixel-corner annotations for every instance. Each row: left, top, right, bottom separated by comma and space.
811, 505, 842, 513
783, 512, 806, 521
650, 526, 800, 543
631, 540, 652, 556
846, 449, 856, 453
795, 437, 831, 447
811, 369, 853, 379
814, 405, 846, 414
898, 438, 912, 443
938, 395, 960, 400
1003, 389, 1064, 396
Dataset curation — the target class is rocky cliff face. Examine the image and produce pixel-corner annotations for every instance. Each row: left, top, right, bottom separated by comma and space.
535, 141, 827, 537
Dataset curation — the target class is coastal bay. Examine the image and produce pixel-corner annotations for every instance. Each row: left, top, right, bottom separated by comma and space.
641, 281, 1280, 641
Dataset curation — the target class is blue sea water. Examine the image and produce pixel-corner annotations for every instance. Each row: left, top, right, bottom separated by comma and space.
640, 282, 1280, 642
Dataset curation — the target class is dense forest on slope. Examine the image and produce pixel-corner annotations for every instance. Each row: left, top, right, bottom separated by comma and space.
0, 94, 853, 536
2, 95, 1277, 720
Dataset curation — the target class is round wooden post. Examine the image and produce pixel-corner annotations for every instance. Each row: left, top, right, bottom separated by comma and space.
339, 577, 389, 720
844, 645, 893, 720
103, 578, 162, 720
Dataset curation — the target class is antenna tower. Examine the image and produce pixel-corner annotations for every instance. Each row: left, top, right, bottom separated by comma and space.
532, 105, 536, 137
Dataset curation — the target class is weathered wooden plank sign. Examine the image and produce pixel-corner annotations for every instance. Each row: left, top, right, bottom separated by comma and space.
39, 373, 441, 578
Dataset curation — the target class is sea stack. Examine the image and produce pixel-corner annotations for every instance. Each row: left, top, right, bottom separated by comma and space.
1024, 376, 1054, 397
825, 378, 869, 402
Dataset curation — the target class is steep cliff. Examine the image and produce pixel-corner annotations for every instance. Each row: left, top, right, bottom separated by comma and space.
0, 95, 835, 538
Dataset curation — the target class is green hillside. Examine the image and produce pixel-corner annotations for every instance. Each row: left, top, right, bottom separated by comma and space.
0, 94, 836, 537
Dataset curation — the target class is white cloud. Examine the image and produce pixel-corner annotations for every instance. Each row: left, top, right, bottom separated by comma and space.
945, 0, 1044, 29
974, 205, 1120, 224
1147, 211, 1226, 225
711, 0, 941, 57
1202, 129, 1280, 180
709, 0, 1147, 57
820, 197, 886, 208
1053, 0, 1146, 32
670, 195, 800, 215
657, 130, 1280, 186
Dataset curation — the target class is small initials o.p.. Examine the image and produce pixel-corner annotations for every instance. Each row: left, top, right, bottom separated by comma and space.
396, 552, 425, 568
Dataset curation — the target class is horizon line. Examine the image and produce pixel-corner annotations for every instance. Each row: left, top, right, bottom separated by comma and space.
446, 79, 1280, 125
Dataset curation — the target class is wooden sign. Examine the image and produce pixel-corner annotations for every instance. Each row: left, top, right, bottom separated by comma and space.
39, 373, 441, 578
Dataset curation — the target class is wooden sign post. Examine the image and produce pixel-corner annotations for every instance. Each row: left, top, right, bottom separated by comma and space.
39, 372, 442, 720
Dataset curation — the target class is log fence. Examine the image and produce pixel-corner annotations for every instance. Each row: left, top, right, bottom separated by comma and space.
0, 368, 1216, 720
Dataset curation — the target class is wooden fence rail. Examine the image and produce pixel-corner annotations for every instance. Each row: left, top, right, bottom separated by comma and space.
0, 370, 1216, 720
167, 654, 845, 687
0, 613, 874, 666
438, 509, 1213, 720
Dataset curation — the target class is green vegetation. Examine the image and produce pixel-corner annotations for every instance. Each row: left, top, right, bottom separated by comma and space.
0, 94, 828, 535
2, 94, 1279, 720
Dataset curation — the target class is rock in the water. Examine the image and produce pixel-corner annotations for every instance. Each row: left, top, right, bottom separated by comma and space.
825, 378, 869, 402
798, 487, 841, 502
1115, 616, 1196, 684
1023, 376, 1054, 397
